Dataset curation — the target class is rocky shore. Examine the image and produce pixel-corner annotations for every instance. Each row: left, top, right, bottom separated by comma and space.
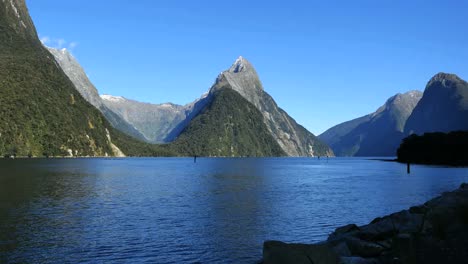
263, 183, 468, 264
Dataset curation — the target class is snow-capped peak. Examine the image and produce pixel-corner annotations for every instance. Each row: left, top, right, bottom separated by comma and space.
228, 56, 251, 73
100, 94, 125, 102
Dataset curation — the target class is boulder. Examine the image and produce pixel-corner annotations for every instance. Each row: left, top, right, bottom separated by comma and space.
339, 256, 379, 264
345, 237, 385, 258
263, 241, 340, 264
262, 183, 468, 264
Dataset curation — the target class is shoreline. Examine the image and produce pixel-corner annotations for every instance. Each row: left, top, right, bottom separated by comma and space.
263, 183, 468, 264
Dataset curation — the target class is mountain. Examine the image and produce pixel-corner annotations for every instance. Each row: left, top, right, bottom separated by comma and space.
46, 47, 147, 142
208, 56, 333, 157
404, 73, 468, 135
100, 94, 209, 143
101, 56, 332, 157
0, 0, 160, 157
319, 91, 423, 156
170, 87, 286, 157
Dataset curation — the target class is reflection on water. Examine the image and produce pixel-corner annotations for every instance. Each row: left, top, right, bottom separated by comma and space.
0, 158, 467, 263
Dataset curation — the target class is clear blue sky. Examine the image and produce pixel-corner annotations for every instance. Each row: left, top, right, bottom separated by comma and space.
28, 0, 468, 135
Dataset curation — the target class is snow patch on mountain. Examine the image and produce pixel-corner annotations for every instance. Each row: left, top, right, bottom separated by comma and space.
101, 94, 125, 102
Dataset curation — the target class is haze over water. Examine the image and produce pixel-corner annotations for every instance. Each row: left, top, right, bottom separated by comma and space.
1, 158, 467, 263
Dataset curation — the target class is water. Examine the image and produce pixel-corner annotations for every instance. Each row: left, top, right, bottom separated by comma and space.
0, 158, 467, 263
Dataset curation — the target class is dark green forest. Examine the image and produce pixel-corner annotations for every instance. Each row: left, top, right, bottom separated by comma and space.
170, 87, 286, 157
397, 131, 468, 166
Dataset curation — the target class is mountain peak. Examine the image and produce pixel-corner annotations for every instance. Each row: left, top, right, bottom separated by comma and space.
212, 56, 263, 95
429, 72, 463, 84
228, 56, 253, 73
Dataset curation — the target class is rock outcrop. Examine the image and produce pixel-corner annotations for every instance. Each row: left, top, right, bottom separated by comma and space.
263, 183, 468, 264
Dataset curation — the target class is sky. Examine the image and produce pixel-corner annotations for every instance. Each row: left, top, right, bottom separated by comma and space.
27, 0, 468, 135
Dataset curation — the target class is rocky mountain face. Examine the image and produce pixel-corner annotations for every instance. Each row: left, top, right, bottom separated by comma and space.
210, 56, 333, 157
319, 91, 423, 156
0, 0, 136, 157
170, 87, 286, 157
47, 47, 147, 142
404, 73, 468, 135
1, 0, 36, 40
100, 94, 209, 143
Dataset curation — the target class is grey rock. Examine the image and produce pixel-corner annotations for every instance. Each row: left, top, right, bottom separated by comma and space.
333, 242, 352, 257
339, 256, 379, 264
329, 224, 360, 241
345, 238, 385, 258
263, 241, 339, 264
263, 183, 468, 264
358, 217, 396, 241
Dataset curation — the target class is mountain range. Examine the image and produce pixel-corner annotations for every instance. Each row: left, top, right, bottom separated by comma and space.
2, 0, 467, 158
1, 0, 332, 157
49, 47, 333, 157
320, 73, 468, 156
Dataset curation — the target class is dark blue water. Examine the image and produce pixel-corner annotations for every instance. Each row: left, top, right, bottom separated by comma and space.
0, 158, 467, 263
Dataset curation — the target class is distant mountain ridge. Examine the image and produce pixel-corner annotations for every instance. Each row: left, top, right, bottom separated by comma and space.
319, 91, 423, 156
100, 93, 209, 143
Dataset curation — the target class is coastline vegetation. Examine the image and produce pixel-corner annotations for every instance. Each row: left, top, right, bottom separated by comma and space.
397, 131, 468, 166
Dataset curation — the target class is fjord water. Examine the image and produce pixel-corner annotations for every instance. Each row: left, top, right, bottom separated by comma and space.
1, 158, 467, 263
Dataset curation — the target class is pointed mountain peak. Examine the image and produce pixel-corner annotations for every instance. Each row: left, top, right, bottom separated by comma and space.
228, 56, 253, 73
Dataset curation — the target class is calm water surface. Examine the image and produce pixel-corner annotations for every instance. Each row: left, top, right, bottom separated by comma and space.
0, 158, 467, 263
